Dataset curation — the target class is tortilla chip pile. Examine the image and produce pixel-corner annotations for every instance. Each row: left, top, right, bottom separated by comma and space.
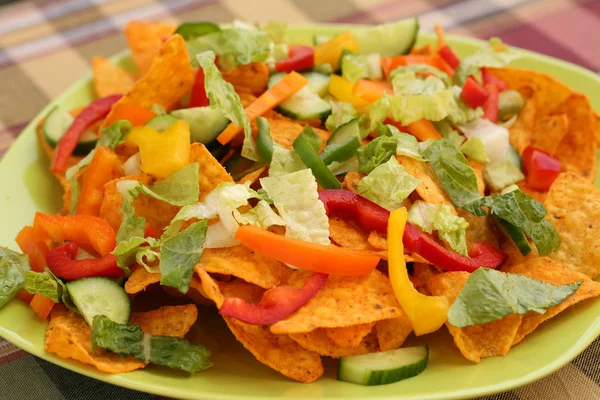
39, 20, 600, 383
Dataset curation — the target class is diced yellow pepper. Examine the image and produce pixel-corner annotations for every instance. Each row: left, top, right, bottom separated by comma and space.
388, 208, 449, 336
328, 75, 369, 107
314, 32, 359, 70
126, 120, 191, 178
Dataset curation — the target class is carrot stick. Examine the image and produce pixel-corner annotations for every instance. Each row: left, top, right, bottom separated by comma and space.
29, 293, 55, 321
406, 119, 442, 141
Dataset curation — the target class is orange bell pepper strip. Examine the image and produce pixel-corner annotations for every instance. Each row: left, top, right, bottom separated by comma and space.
103, 102, 156, 129
328, 75, 369, 107
313, 32, 358, 69
33, 213, 116, 256
235, 225, 380, 276
388, 208, 449, 336
217, 71, 308, 145
352, 79, 393, 103
76, 147, 120, 216
15, 226, 51, 272
406, 119, 442, 141
435, 25, 446, 50
29, 293, 55, 321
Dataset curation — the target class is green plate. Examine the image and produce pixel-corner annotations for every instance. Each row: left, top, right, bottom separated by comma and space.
1, 24, 599, 400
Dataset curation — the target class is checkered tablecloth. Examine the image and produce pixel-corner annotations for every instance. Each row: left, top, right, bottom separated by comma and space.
1, 0, 600, 399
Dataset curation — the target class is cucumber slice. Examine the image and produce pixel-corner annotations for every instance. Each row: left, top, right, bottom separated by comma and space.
507, 144, 522, 169
170, 107, 229, 144
328, 119, 361, 146
66, 277, 131, 326
354, 17, 419, 56
43, 106, 98, 155
268, 72, 332, 120
145, 114, 177, 133
174, 22, 220, 41
338, 345, 429, 386
269, 71, 330, 98
493, 216, 532, 256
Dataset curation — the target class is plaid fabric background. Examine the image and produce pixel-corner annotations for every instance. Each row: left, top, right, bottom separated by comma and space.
1, 0, 599, 398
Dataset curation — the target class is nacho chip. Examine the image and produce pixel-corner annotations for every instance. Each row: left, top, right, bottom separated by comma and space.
92, 57, 136, 98
508, 257, 600, 345
398, 155, 456, 213
236, 165, 267, 186
193, 266, 225, 308
102, 34, 194, 129
458, 209, 499, 248
594, 111, 600, 146
531, 114, 569, 155
517, 182, 546, 204
290, 329, 379, 358
186, 277, 215, 306
507, 97, 535, 154
45, 305, 145, 373
222, 62, 269, 96
343, 171, 365, 194
551, 94, 596, 181
323, 323, 375, 348
367, 231, 387, 251
189, 143, 235, 200
124, 20, 177, 76
428, 272, 522, 363
469, 161, 485, 195
271, 269, 402, 334
200, 245, 288, 289
410, 263, 441, 290
130, 304, 198, 338
267, 119, 330, 151
329, 217, 373, 251
544, 172, 600, 278
375, 314, 413, 351
125, 265, 160, 294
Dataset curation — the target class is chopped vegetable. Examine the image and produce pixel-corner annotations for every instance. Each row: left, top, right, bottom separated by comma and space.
439, 45, 460, 69
46, 242, 123, 281
352, 79, 393, 103
15, 226, 50, 272
189, 67, 210, 107
0, 247, 30, 308
522, 146, 561, 191
276, 45, 314, 72
328, 75, 369, 107
76, 147, 119, 216
405, 119, 441, 141
482, 83, 499, 122
313, 32, 358, 69
460, 77, 488, 109
292, 130, 341, 190
29, 293, 55, 321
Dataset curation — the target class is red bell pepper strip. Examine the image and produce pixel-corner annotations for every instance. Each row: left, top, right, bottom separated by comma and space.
318, 190, 507, 272
276, 45, 315, 72
438, 45, 460, 69
522, 146, 561, 191
46, 242, 123, 281
482, 68, 508, 92
189, 67, 210, 107
461, 77, 488, 109
483, 83, 499, 123
33, 213, 116, 257
219, 272, 328, 325
51, 94, 121, 174
29, 293, 55, 321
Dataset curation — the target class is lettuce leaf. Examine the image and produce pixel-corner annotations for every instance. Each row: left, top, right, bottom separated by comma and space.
194, 51, 256, 161
460, 137, 490, 164
388, 64, 451, 86
262, 21, 287, 43
389, 87, 456, 126
357, 157, 421, 211
325, 101, 357, 133
433, 120, 464, 148
448, 268, 581, 327
408, 201, 469, 255
260, 169, 330, 245
357, 135, 397, 173
454, 38, 521, 86
0, 247, 29, 309
92, 315, 212, 373
483, 159, 524, 191
24, 271, 60, 303
391, 71, 446, 95
328, 156, 359, 176
269, 144, 305, 177
367, 94, 391, 132
341, 54, 371, 84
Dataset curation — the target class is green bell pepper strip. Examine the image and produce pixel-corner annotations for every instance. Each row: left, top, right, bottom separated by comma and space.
293, 133, 342, 189
256, 116, 274, 164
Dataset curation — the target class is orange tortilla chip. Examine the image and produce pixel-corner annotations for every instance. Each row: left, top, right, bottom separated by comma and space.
376, 315, 413, 351
323, 323, 375, 348
531, 114, 569, 155
469, 161, 485, 195
193, 266, 225, 308
518, 182, 546, 204
124, 20, 177, 76
343, 171, 365, 194
267, 119, 330, 152
458, 210, 499, 248
328, 217, 373, 251
367, 231, 387, 251
45, 305, 145, 373
508, 257, 600, 345
410, 263, 441, 290
271, 270, 402, 334
189, 143, 234, 200
92, 57, 136, 98
102, 34, 194, 129
544, 172, 600, 278
507, 97, 535, 154
290, 329, 379, 358
398, 155, 456, 213
186, 277, 215, 306
594, 111, 600, 146
428, 272, 522, 363
551, 94, 596, 181
200, 245, 289, 289
222, 62, 269, 96
130, 304, 198, 338
236, 165, 267, 185
125, 265, 160, 294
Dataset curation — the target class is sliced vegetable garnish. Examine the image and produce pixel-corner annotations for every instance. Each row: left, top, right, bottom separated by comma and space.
46, 242, 123, 281
67, 276, 130, 326
174, 21, 220, 41
292, 130, 341, 190
219, 272, 328, 325
276, 45, 314, 72
0, 247, 30, 308
256, 116, 274, 163
453, 38, 520, 86
522, 146, 561, 191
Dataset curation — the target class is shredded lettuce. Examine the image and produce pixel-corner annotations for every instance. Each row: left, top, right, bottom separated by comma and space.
262, 21, 287, 43
0, 247, 29, 309
433, 120, 464, 148
454, 38, 521, 86
446, 86, 484, 125
357, 134, 397, 173
408, 201, 470, 256
357, 157, 421, 211
460, 137, 490, 164
389, 87, 456, 126
194, 51, 257, 161
328, 156, 359, 176
367, 94, 391, 132
341, 53, 371, 84
388, 64, 451, 86
260, 169, 330, 245
269, 144, 305, 177
391, 71, 446, 95
325, 101, 357, 133
24, 271, 60, 303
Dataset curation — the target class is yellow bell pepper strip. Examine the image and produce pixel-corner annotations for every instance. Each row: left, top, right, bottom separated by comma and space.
216, 71, 308, 145
314, 32, 358, 69
126, 119, 191, 178
328, 75, 369, 107
352, 79, 393, 103
388, 207, 449, 336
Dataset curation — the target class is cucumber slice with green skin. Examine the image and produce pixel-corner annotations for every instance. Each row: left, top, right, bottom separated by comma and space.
145, 114, 177, 133
66, 277, 131, 326
338, 345, 429, 386
269, 71, 331, 98
174, 22, 220, 41
507, 144, 522, 169
321, 119, 362, 164
170, 107, 229, 144
43, 106, 98, 155
313, 34, 332, 46
354, 17, 419, 57
256, 117, 274, 164
268, 72, 332, 120
493, 216, 532, 256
